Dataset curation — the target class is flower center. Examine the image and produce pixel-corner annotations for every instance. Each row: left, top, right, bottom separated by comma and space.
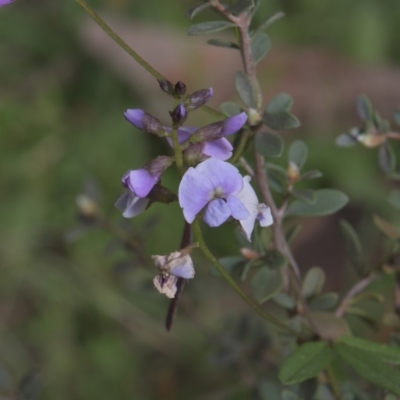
210, 187, 225, 200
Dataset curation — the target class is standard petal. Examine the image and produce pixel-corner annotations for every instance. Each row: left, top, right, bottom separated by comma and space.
169, 255, 195, 279
179, 167, 214, 223
126, 169, 158, 197
203, 198, 231, 227
124, 109, 145, 129
115, 192, 149, 218
202, 138, 233, 160
227, 195, 249, 220
196, 158, 243, 195
165, 126, 197, 147
220, 112, 248, 136
257, 204, 273, 227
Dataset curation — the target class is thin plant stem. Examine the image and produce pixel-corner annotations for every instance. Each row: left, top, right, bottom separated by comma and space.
192, 219, 301, 336
171, 127, 184, 176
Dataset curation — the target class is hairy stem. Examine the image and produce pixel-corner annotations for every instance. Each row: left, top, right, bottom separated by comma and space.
193, 219, 301, 336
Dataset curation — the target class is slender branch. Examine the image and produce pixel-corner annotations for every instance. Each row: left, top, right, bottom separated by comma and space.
192, 219, 301, 336
170, 127, 184, 176
238, 156, 255, 177
335, 274, 375, 318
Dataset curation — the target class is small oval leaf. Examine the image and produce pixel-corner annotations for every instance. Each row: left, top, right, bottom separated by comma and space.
356, 94, 373, 121
188, 21, 235, 36
185, 2, 212, 19
263, 111, 301, 130
251, 32, 271, 64
378, 142, 396, 174
251, 267, 284, 303
389, 190, 400, 211
292, 189, 316, 204
255, 131, 284, 158
311, 312, 351, 340
301, 170, 323, 180
339, 220, 364, 272
234, 71, 255, 109
266, 93, 293, 114
288, 140, 308, 169
309, 293, 339, 312
219, 101, 242, 117
302, 267, 325, 298
207, 38, 240, 49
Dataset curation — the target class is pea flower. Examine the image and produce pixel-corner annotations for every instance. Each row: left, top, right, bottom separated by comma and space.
152, 251, 195, 298
0, 0, 14, 6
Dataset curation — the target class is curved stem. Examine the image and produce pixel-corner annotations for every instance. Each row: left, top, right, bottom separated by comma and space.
192, 219, 301, 336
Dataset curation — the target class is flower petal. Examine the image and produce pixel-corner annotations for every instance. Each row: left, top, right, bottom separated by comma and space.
153, 275, 178, 298
257, 204, 273, 227
179, 167, 214, 223
203, 198, 231, 227
202, 138, 233, 160
196, 158, 243, 195
165, 126, 197, 147
227, 195, 249, 220
124, 109, 145, 129
115, 192, 149, 218
125, 169, 158, 197
0, 0, 14, 6
220, 112, 248, 136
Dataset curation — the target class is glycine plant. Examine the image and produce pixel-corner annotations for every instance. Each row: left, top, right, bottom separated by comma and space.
21, 0, 399, 398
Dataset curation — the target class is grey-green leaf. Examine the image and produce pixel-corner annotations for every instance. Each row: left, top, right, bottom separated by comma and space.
255, 11, 285, 34
335, 343, 400, 395
262, 249, 286, 269
356, 94, 373, 121
266, 93, 293, 114
394, 109, 400, 126
188, 21, 235, 36
309, 293, 339, 312
301, 170, 323, 180
263, 111, 301, 130
388, 190, 400, 211
255, 131, 283, 158
219, 102, 242, 117
378, 142, 396, 174
234, 71, 255, 109
185, 2, 212, 19
273, 292, 296, 310
286, 189, 348, 217
207, 38, 240, 49
281, 390, 300, 400
302, 267, 325, 298
212, 257, 245, 277
251, 267, 283, 303
226, 0, 255, 16
289, 140, 308, 169
292, 189, 316, 204
279, 342, 332, 384
336, 133, 357, 147
251, 32, 271, 64
339, 220, 364, 272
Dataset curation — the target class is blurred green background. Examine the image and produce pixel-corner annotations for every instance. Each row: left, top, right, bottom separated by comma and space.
1, 0, 400, 399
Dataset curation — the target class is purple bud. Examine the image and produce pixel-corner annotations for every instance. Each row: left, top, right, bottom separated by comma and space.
169, 102, 187, 125
0, 0, 14, 6
124, 109, 163, 135
185, 88, 214, 111
189, 112, 248, 143
175, 81, 187, 96
158, 79, 174, 96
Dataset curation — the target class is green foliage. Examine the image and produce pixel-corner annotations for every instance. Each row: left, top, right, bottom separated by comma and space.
378, 142, 396, 174
255, 131, 284, 157
339, 220, 364, 273
302, 267, 325, 298
263, 110, 301, 130
292, 189, 316, 204
279, 342, 332, 384
219, 101, 242, 116
185, 2, 212, 20
251, 267, 284, 303
226, 0, 255, 16
251, 32, 271, 64
234, 71, 256, 109
288, 140, 308, 170
309, 293, 339, 312
207, 38, 240, 49
187, 21, 235, 36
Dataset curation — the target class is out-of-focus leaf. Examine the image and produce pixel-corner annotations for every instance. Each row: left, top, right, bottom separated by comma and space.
281, 390, 300, 400
309, 293, 339, 312
257, 379, 282, 400
384, 394, 397, 400
356, 94, 373, 121
185, 2, 212, 19
266, 93, 292, 114
336, 133, 357, 147
302, 267, 325, 298
279, 342, 332, 384
266, 162, 288, 178
255, 131, 283, 157
255, 11, 285, 34
207, 38, 240, 49
299, 378, 318, 400
394, 109, 400, 126
219, 101, 242, 117
234, 71, 255, 108
335, 342, 400, 394
339, 336, 400, 365
251, 32, 271, 64
292, 189, 316, 204
251, 267, 283, 303
268, 170, 285, 193
311, 312, 350, 340
263, 111, 300, 130
339, 220, 364, 272
18, 370, 41, 400
226, 0, 255, 16
262, 249, 286, 269
188, 21, 235, 36
285, 223, 302, 245
378, 142, 396, 174
383, 313, 400, 328
288, 140, 308, 169
373, 215, 400, 239
273, 292, 296, 309
301, 170, 323, 180
286, 189, 348, 217
212, 257, 245, 277
388, 190, 400, 211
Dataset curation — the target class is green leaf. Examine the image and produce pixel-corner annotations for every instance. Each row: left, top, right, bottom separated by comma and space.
301, 170, 323, 180
251, 267, 283, 303
255, 131, 283, 158
255, 11, 285, 34
251, 32, 271, 64
279, 342, 332, 384
263, 111, 300, 130
268, 170, 285, 194
262, 249, 286, 269
286, 189, 349, 217
356, 95, 373, 121
336, 133, 357, 147
234, 71, 255, 109
339, 220, 364, 272
335, 342, 400, 394
373, 215, 400, 239
338, 336, 400, 365
285, 223, 302, 245
302, 267, 325, 298
226, 0, 255, 16
207, 38, 240, 49
273, 292, 296, 310
378, 142, 396, 174
281, 390, 300, 400
219, 102, 242, 117
389, 190, 400, 211
212, 257, 245, 277
311, 312, 351, 340
266, 93, 293, 114
309, 293, 339, 312
188, 21, 235, 36
292, 189, 316, 204
288, 140, 308, 169
185, 2, 212, 19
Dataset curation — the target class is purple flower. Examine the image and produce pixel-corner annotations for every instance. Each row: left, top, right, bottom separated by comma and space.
235, 176, 273, 241
122, 168, 159, 198
0, 0, 14, 6
179, 158, 250, 226
115, 192, 149, 218
124, 109, 163, 135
